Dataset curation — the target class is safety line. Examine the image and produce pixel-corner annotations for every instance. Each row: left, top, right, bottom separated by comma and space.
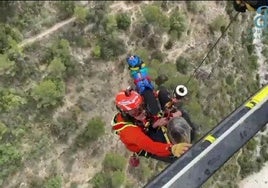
185, 12, 240, 86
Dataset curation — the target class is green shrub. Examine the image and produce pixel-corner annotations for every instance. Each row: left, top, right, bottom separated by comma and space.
50, 113, 78, 141
248, 55, 258, 70
99, 35, 126, 60
238, 152, 256, 178
135, 48, 150, 63
116, 13, 131, 30
0, 144, 22, 183
186, 1, 202, 14
103, 153, 127, 172
169, 10, 187, 39
91, 153, 126, 188
92, 45, 101, 58
49, 39, 76, 76
142, 5, 169, 31
176, 56, 189, 74
260, 139, 268, 161
225, 74, 234, 86
29, 176, 45, 188
0, 2, 16, 22
76, 117, 105, 147
245, 139, 258, 151
129, 158, 152, 182
163, 71, 189, 91
185, 99, 203, 118
209, 15, 228, 32
74, 5, 88, 23
44, 175, 62, 188
0, 53, 15, 76
91, 172, 110, 188
31, 79, 65, 108
0, 23, 22, 53
103, 15, 117, 33
247, 44, 254, 55
55, 1, 75, 19
262, 46, 268, 57
48, 57, 66, 78
111, 170, 125, 188
0, 91, 27, 112
151, 50, 165, 62
0, 122, 7, 140
164, 40, 173, 50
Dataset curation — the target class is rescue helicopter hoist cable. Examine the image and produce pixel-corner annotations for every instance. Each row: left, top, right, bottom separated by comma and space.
185, 12, 240, 86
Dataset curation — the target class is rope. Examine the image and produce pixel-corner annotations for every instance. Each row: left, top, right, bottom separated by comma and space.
185, 12, 240, 86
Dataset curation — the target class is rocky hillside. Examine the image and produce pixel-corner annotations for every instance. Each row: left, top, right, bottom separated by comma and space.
0, 1, 267, 188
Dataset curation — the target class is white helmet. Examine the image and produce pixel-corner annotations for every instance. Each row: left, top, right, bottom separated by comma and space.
174, 85, 188, 99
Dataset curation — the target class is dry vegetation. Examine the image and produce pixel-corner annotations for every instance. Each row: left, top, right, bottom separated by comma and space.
0, 1, 267, 188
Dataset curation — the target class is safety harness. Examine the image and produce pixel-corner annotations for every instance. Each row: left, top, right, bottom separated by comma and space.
128, 62, 146, 71
111, 113, 171, 157
111, 114, 137, 134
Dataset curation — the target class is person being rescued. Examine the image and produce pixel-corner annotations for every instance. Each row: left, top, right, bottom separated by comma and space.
233, 0, 268, 12
125, 55, 198, 142
111, 88, 192, 165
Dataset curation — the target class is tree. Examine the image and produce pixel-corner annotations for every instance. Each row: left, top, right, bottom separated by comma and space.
50, 39, 75, 76
74, 5, 88, 23
169, 10, 187, 39
31, 79, 65, 108
116, 13, 131, 30
48, 57, 66, 78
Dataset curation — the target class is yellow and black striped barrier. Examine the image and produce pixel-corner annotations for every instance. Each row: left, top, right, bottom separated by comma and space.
245, 85, 268, 109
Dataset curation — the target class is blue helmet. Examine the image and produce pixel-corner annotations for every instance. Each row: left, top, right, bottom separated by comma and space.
126, 55, 142, 67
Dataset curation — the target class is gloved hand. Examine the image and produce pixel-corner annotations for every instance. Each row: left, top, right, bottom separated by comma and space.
171, 143, 192, 157
152, 117, 168, 128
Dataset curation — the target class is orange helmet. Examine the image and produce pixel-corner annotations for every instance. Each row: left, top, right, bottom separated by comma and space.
115, 90, 143, 114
